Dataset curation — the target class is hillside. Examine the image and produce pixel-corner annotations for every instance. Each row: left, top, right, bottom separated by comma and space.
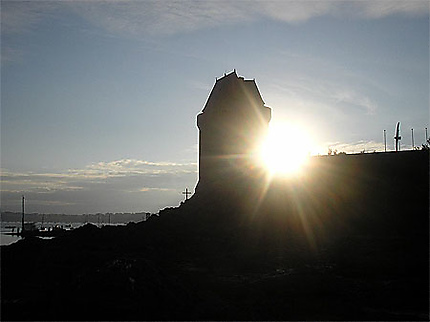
1, 150, 428, 321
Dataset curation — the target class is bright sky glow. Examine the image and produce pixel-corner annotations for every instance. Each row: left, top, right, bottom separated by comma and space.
260, 122, 312, 176
1, 1, 428, 214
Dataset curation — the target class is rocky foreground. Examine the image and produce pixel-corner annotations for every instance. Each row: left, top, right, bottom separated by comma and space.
1, 151, 429, 321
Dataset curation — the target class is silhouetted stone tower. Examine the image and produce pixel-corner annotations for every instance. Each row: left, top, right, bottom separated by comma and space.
196, 71, 271, 192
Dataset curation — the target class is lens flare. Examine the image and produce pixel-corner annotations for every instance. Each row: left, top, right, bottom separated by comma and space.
259, 122, 311, 176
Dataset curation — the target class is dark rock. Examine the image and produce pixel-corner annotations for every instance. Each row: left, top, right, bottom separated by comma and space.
1, 150, 428, 320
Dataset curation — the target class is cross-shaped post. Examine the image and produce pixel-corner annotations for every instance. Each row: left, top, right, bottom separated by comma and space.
182, 188, 192, 200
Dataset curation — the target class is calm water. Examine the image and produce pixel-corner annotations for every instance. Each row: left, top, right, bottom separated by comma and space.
0, 221, 133, 246
1, 222, 23, 245
0, 222, 84, 246
0, 232, 22, 246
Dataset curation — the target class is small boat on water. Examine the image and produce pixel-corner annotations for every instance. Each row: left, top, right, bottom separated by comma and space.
24, 222, 37, 232
4, 223, 70, 238
3, 197, 73, 238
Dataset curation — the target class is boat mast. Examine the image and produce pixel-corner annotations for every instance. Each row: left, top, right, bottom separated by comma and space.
21, 195, 25, 233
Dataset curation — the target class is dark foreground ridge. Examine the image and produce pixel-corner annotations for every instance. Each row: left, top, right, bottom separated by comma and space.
1, 150, 429, 321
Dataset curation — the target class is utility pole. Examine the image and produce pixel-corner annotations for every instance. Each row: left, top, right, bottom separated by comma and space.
21, 195, 25, 233
411, 128, 414, 149
383, 129, 387, 152
426, 128, 428, 141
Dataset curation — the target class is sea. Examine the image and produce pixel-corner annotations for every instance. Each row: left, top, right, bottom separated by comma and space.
1, 221, 99, 246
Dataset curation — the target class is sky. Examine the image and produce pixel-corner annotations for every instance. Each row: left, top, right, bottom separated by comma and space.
1, 0, 429, 215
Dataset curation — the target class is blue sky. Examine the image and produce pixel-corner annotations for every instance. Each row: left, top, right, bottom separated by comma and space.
1, 1, 428, 214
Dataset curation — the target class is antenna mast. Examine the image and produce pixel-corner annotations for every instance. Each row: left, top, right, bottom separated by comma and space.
21, 195, 25, 233
383, 129, 387, 152
394, 122, 401, 152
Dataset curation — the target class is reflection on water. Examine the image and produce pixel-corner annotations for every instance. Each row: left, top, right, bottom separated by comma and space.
0, 221, 131, 246
1, 222, 22, 246
0, 222, 82, 246
0, 233, 22, 246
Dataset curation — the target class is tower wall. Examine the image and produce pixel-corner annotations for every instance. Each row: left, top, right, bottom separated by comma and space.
196, 72, 271, 191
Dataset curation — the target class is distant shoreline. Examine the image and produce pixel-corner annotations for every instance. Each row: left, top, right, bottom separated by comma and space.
0, 211, 152, 224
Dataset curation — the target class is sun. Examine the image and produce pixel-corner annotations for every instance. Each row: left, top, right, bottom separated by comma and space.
259, 122, 311, 176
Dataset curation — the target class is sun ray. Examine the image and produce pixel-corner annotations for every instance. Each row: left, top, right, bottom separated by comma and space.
259, 122, 312, 176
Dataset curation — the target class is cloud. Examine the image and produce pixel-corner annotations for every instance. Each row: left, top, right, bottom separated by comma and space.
139, 187, 174, 192
259, 1, 429, 23
1, 159, 197, 189
259, 1, 337, 23
64, 1, 258, 37
356, 1, 429, 19
327, 140, 385, 153
85, 159, 197, 176
1, 1, 60, 35
267, 74, 378, 117
0, 159, 198, 214
331, 90, 377, 115
71, 1, 429, 37
2, 1, 427, 38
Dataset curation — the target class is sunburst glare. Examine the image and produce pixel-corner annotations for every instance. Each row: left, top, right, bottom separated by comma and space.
259, 122, 312, 176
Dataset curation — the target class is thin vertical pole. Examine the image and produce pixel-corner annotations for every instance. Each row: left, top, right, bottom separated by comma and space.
411, 128, 414, 149
383, 130, 386, 152
21, 195, 25, 233
426, 128, 428, 141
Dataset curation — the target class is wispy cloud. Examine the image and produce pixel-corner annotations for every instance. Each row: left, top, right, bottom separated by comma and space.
67, 1, 258, 37
1, 159, 197, 190
259, 1, 428, 23
260, 1, 337, 23
331, 90, 377, 115
1, 1, 60, 35
84, 159, 197, 176
355, 1, 429, 19
69, 1, 430, 37
266, 73, 379, 117
2, 1, 427, 37
139, 187, 174, 192
0, 159, 198, 214
326, 140, 386, 153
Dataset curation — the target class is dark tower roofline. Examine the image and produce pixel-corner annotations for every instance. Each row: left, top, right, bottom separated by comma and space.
217, 69, 237, 81
202, 71, 266, 113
